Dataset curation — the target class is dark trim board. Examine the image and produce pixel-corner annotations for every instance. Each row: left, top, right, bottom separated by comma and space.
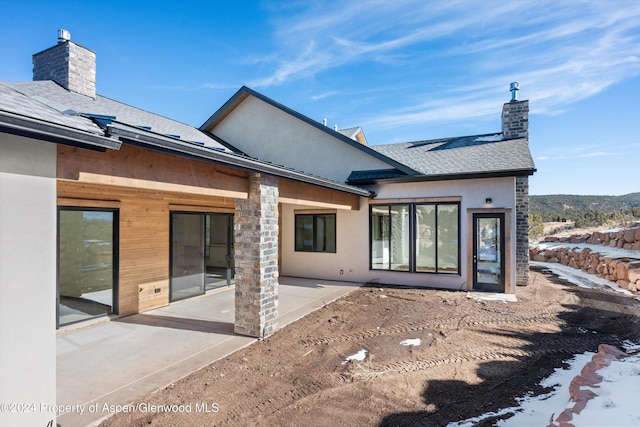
348, 168, 536, 185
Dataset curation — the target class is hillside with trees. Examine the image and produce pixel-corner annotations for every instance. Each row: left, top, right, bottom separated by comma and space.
528, 193, 640, 239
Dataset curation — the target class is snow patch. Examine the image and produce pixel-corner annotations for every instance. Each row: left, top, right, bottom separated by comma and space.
532, 241, 640, 261
532, 261, 636, 296
448, 347, 640, 427
342, 349, 367, 365
466, 292, 517, 303
474, 134, 504, 142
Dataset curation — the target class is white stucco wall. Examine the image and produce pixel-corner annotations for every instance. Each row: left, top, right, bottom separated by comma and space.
213, 97, 392, 183
280, 177, 517, 291
0, 134, 57, 426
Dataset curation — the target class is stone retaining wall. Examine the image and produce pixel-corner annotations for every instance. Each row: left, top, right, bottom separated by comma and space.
530, 226, 640, 293
543, 226, 640, 250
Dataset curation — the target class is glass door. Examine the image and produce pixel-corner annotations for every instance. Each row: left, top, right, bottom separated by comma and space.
473, 213, 505, 292
205, 213, 234, 290
58, 208, 118, 327
170, 213, 205, 302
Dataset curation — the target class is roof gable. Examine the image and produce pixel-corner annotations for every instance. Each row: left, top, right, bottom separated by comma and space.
337, 126, 368, 146
200, 86, 418, 176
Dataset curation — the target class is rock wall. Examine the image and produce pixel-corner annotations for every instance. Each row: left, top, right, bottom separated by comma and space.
530, 226, 640, 292
543, 226, 640, 250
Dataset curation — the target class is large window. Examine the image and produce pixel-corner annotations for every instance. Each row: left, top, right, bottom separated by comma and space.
58, 208, 118, 327
370, 203, 459, 274
295, 213, 336, 253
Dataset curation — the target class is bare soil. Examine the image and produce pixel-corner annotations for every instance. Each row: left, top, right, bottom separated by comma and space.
100, 266, 640, 427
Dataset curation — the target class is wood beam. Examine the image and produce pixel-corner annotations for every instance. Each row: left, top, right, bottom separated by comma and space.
279, 179, 361, 210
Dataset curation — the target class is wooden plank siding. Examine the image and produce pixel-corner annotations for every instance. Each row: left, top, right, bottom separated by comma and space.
56, 144, 363, 317
57, 144, 250, 315
57, 144, 250, 199
278, 178, 361, 211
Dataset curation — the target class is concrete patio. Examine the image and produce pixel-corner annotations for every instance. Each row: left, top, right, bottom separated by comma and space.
56, 277, 361, 427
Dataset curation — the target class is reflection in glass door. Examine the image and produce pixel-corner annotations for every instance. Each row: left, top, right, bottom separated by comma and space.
170, 212, 234, 302
170, 213, 205, 302
473, 213, 505, 292
58, 208, 118, 327
205, 213, 234, 290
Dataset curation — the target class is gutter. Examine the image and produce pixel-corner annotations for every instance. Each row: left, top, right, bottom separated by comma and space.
106, 123, 374, 198
348, 168, 537, 186
0, 110, 121, 150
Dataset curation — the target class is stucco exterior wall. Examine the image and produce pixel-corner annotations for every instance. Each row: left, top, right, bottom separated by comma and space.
213, 97, 392, 183
0, 134, 57, 426
281, 177, 517, 291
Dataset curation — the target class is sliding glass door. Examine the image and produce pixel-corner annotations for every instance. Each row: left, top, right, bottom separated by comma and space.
170, 213, 206, 302
170, 212, 234, 302
58, 208, 118, 327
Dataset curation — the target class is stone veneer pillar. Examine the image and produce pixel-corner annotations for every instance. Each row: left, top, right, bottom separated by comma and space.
234, 173, 279, 337
515, 176, 530, 286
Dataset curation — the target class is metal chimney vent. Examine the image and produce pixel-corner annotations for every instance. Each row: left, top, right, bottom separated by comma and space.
510, 81, 520, 101
58, 29, 71, 43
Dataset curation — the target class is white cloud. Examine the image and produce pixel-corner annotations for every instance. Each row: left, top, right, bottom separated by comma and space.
310, 91, 339, 101
577, 151, 610, 158
251, 0, 640, 128
535, 143, 617, 161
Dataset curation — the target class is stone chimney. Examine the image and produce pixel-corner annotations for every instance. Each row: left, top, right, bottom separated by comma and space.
501, 82, 528, 140
32, 30, 96, 99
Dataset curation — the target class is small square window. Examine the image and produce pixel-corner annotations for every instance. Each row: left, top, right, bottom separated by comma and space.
295, 214, 336, 253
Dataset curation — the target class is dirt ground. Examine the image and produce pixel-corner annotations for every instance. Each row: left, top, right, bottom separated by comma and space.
100, 266, 640, 427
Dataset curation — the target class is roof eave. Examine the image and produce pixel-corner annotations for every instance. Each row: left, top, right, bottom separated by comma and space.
347, 168, 537, 185
0, 110, 121, 151
107, 123, 373, 198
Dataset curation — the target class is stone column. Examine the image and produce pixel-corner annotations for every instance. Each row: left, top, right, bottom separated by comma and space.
234, 173, 279, 337
515, 176, 530, 286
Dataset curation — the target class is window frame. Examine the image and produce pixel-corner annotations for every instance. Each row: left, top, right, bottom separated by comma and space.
369, 201, 460, 275
294, 213, 337, 253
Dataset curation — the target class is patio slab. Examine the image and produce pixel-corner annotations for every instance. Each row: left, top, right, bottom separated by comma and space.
56, 277, 361, 427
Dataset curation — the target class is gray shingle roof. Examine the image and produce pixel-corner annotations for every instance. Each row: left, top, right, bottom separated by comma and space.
370, 133, 535, 178
0, 80, 372, 197
0, 81, 103, 134
5, 81, 229, 150
337, 127, 360, 139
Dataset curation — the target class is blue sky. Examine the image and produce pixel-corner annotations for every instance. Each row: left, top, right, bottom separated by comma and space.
1, 0, 639, 196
